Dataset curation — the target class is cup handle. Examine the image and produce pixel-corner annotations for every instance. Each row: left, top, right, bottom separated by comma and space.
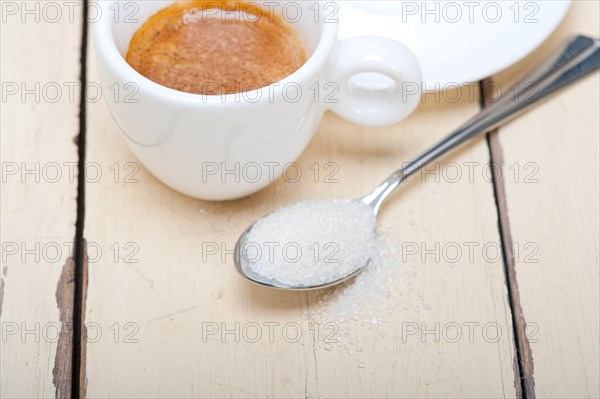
328, 36, 422, 127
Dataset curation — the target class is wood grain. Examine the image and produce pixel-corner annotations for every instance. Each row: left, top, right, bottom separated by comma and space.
489, 1, 600, 397
84, 26, 518, 395
0, 2, 82, 397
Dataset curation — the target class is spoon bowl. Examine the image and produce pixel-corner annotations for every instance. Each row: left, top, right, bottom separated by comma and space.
233, 201, 374, 290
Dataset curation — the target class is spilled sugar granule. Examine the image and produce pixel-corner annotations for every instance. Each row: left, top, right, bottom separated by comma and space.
245, 199, 377, 287
309, 230, 404, 326
301, 230, 414, 371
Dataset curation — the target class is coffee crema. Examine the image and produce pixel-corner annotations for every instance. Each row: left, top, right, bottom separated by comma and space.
126, 1, 307, 95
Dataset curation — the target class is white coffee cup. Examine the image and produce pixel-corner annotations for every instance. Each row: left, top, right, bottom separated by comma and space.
94, 0, 422, 200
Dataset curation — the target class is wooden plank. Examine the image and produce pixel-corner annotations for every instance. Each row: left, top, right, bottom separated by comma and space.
304, 93, 519, 398
490, 1, 600, 398
0, 1, 82, 397
85, 20, 519, 395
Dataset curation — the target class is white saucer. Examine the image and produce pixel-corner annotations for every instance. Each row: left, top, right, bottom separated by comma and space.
338, 1, 571, 91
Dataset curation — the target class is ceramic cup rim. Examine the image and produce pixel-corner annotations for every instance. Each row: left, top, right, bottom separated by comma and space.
93, 0, 339, 105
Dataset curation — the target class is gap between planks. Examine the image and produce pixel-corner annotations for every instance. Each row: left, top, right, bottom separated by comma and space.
62, 0, 89, 398
481, 78, 535, 399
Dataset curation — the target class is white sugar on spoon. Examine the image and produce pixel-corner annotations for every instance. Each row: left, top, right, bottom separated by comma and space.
242, 200, 377, 288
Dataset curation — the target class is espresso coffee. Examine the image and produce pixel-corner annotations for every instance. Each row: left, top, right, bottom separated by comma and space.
126, 1, 307, 95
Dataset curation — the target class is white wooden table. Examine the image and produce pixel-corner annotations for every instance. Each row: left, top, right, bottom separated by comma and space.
1, 1, 598, 398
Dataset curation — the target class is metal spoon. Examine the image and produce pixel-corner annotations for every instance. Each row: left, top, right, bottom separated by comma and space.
234, 35, 600, 290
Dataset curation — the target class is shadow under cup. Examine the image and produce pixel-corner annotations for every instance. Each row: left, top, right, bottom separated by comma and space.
94, 1, 421, 200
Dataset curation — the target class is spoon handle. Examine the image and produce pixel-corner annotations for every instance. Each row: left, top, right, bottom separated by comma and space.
363, 35, 600, 213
